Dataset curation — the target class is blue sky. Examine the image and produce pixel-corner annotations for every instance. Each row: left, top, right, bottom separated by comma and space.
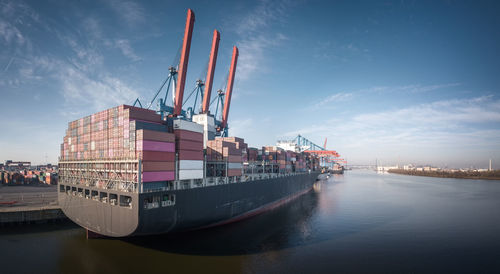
1, 0, 499, 168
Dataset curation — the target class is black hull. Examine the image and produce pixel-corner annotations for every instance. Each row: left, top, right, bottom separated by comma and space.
59, 172, 321, 237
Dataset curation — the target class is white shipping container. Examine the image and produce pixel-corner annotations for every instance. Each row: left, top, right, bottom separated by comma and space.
173, 119, 203, 134
179, 160, 204, 170
228, 163, 242, 169
178, 169, 203, 180
192, 113, 215, 126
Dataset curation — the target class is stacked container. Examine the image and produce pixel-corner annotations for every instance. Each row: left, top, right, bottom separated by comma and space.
60, 105, 177, 189
262, 146, 279, 163
174, 119, 204, 180
137, 129, 175, 183
277, 150, 286, 172
206, 139, 243, 176
247, 147, 259, 162
218, 137, 248, 162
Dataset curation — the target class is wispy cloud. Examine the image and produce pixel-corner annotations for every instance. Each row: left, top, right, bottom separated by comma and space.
3, 56, 13, 72
379, 83, 461, 94
311, 83, 462, 109
0, 1, 37, 53
315, 92, 353, 107
288, 95, 500, 165
115, 39, 141, 61
25, 54, 139, 115
237, 33, 287, 80
104, 0, 145, 26
233, 0, 294, 80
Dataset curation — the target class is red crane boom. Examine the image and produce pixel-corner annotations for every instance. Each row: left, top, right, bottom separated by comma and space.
173, 9, 195, 116
201, 29, 220, 114
220, 46, 238, 130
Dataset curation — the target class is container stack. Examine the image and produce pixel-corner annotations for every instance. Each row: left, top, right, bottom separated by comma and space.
262, 146, 278, 163
247, 147, 259, 162
174, 119, 204, 180
217, 137, 248, 163
286, 151, 296, 172
60, 105, 177, 189
295, 153, 306, 172
206, 139, 243, 176
277, 150, 286, 172
136, 129, 175, 183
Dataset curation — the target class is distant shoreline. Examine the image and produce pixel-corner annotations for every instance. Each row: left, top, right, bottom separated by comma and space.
387, 169, 500, 180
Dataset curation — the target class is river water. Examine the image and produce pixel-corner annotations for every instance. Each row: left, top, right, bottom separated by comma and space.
1, 170, 500, 273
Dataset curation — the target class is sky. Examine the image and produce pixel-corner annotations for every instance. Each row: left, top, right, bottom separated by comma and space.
1, 0, 499, 168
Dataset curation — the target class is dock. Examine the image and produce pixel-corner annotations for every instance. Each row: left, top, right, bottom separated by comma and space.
0, 185, 67, 225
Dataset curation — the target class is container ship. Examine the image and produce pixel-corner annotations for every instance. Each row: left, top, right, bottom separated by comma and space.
57, 9, 327, 237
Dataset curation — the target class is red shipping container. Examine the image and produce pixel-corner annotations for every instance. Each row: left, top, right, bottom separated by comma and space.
142, 161, 175, 172
137, 151, 175, 161
225, 155, 242, 162
178, 150, 203, 160
136, 140, 175, 152
142, 171, 175, 182
136, 129, 175, 142
176, 139, 203, 151
123, 105, 162, 123
174, 129, 203, 142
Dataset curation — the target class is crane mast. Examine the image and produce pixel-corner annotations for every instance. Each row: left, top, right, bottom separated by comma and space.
202, 30, 220, 114
173, 9, 195, 116
220, 46, 239, 131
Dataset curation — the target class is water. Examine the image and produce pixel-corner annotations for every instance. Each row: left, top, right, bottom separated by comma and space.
1, 170, 500, 273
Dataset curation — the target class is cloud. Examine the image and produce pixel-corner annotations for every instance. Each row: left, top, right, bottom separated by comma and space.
115, 39, 141, 61
0, 20, 25, 45
25, 55, 139, 114
3, 57, 13, 72
311, 83, 462, 109
104, 0, 145, 26
237, 34, 287, 80
234, 0, 293, 80
287, 95, 500, 166
315, 92, 353, 107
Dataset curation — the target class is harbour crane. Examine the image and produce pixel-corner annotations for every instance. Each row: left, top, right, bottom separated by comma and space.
131, 8, 238, 138
218, 46, 238, 136
132, 8, 195, 120
182, 29, 220, 119
289, 135, 344, 169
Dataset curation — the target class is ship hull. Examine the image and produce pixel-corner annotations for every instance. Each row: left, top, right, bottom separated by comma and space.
59, 172, 321, 237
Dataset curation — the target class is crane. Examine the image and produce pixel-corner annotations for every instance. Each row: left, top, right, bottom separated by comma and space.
173, 8, 195, 116
209, 46, 238, 137
183, 29, 220, 119
130, 9, 238, 138
132, 9, 195, 119
202, 30, 220, 114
